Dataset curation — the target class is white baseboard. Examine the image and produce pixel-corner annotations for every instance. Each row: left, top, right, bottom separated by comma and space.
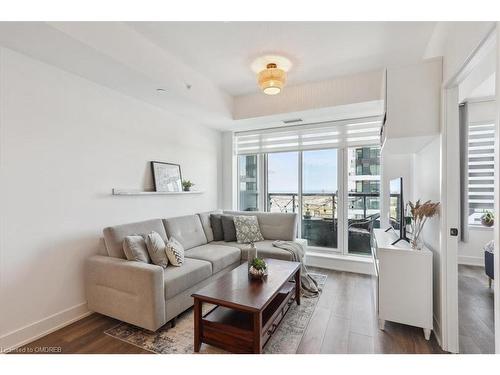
305, 251, 374, 275
0, 302, 91, 353
458, 255, 484, 267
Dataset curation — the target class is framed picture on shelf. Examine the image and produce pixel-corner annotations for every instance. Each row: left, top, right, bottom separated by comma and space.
151, 161, 182, 192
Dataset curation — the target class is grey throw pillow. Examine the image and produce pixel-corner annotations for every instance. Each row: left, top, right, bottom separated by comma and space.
210, 214, 224, 241
145, 231, 169, 268
123, 235, 151, 263
234, 215, 264, 244
165, 237, 184, 266
221, 215, 237, 242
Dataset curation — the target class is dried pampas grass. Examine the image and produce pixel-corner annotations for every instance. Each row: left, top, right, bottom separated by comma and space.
408, 200, 440, 249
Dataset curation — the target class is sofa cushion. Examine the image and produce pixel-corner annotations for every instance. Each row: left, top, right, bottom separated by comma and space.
234, 215, 264, 244
163, 258, 212, 300
224, 211, 297, 240
123, 235, 151, 263
209, 214, 224, 241
197, 210, 223, 242
221, 215, 237, 242
103, 219, 168, 259
185, 243, 241, 273
163, 215, 207, 250
213, 240, 294, 261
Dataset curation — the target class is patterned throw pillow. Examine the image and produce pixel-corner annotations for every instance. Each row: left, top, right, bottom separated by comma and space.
123, 235, 151, 263
234, 215, 264, 244
165, 237, 185, 266
145, 231, 169, 268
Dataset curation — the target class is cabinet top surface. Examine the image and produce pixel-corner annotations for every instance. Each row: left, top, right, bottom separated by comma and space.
374, 229, 432, 254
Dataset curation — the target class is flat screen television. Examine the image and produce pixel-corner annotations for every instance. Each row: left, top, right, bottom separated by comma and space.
387, 177, 409, 245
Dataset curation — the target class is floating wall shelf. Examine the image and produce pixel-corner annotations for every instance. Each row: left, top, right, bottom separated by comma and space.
112, 189, 204, 196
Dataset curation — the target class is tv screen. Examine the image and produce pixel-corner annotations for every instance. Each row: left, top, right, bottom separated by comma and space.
389, 178, 403, 232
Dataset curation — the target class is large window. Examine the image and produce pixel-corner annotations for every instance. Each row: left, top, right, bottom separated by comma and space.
347, 146, 380, 255
467, 121, 495, 225
234, 116, 383, 255
238, 155, 259, 211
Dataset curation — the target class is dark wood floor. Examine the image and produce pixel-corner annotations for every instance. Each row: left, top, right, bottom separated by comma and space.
458, 264, 495, 354
12, 267, 445, 354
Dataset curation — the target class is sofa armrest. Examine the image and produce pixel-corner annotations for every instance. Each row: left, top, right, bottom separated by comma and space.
86, 255, 166, 331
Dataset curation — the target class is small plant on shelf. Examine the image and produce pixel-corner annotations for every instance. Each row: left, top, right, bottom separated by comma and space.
182, 180, 194, 192
249, 257, 268, 279
481, 211, 494, 227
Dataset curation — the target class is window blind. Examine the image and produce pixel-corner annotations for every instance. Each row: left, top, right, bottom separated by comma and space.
234, 116, 383, 155
467, 121, 495, 225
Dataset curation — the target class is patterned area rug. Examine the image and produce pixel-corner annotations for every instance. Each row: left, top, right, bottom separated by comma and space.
105, 273, 327, 354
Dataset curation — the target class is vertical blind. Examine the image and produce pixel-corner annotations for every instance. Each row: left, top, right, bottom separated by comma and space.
467, 120, 495, 225
234, 116, 383, 155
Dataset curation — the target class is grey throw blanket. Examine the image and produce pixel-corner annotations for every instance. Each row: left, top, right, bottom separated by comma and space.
272, 240, 320, 298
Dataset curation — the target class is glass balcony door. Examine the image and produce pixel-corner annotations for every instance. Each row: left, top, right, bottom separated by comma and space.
258, 146, 380, 255
265, 149, 339, 252
346, 146, 381, 255
266, 152, 299, 214
302, 149, 338, 250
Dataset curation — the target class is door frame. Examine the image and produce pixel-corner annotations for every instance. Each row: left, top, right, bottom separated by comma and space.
440, 85, 460, 353
494, 23, 500, 354
441, 24, 498, 353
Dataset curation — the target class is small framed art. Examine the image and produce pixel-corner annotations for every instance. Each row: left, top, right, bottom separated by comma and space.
151, 161, 182, 192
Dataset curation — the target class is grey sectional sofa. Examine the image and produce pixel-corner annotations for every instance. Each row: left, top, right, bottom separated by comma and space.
85, 210, 304, 331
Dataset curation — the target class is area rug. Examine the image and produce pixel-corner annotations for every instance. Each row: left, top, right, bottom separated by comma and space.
104, 273, 327, 354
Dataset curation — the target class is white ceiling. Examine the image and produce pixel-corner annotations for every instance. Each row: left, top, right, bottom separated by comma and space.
129, 22, 437, 96
0, 21, 438, 130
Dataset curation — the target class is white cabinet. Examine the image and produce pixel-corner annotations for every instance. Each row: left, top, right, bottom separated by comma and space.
372, 229, 433, 340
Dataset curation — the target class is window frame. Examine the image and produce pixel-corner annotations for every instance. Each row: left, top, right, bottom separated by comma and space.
465, 120, 495, 229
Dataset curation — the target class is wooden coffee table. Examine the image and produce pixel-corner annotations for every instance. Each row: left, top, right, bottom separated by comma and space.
192, 258, 301, 354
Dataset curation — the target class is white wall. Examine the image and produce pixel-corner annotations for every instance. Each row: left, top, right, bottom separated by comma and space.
0, 48, 222, 350
412, 136, 442, 340
221, 131, 236, 210
233, 69, 384, 120
459, 228, 493, 266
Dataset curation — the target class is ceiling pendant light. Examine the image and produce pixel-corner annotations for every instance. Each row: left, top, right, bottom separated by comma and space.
258, 63, 286, 95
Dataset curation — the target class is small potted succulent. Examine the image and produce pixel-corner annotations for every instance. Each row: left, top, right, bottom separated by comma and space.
182, 180, 194, 192
481, 211, 494, 227
249, 257, 268, 280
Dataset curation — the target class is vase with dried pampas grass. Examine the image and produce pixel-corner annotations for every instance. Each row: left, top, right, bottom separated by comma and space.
408, 200, 440, 250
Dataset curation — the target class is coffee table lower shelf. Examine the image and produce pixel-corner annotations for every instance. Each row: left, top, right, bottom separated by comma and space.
199, 282, 296, 353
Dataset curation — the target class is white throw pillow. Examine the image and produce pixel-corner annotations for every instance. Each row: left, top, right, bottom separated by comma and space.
165, 237, 185, 266
234, 215, 264, 244
145, 231, 169, 268
123, 235, 151, 263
